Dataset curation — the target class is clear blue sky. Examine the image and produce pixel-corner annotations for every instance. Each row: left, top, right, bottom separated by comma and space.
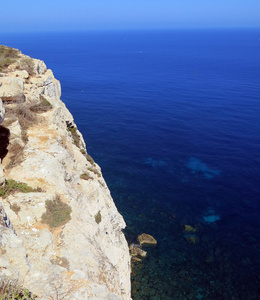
1, 0, 259, 32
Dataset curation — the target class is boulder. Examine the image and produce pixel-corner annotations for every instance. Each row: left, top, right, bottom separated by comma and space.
129, 244, 147, 258
0, 98, 5, 124
0, 76, 25, 103
184, 225, 197, 232
138, 233, 157, 246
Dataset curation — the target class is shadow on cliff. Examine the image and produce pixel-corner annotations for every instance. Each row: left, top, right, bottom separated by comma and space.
0, 126, 10, 162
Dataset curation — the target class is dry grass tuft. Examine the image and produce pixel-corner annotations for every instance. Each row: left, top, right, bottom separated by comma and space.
6, 142, 24, 168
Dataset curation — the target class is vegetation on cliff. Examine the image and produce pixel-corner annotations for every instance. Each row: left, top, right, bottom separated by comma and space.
0, 46, 19, 71
0, 45, 35, 75
0, 179, 40, 198
0, 277, 37, 300
41, 195, 72, 228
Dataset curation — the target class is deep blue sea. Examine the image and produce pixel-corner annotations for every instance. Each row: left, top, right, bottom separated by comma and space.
1, 29, 260, 299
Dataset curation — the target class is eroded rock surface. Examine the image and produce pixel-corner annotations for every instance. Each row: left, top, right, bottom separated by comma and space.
0, 76, 25, 103
0, 47, 131, 299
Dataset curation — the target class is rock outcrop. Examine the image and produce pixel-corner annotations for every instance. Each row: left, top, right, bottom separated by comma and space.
0, 47, 131, 299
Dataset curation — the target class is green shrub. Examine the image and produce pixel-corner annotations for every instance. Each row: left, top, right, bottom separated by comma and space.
0, 58, 16, 71
0, 46, 19, 71
80, 173, 93, 181
19, 58, 35, 76
67, 127, 80, 148
80, 149, 86, 155
0, 276, 37, 299
80, 150, 96, 166
87, 167, 101, 177
86, 154, 95, 165
0, 46, 19, 58
0, 179, 38, 198
95, 210, 102, 224
41, 195, 72, 228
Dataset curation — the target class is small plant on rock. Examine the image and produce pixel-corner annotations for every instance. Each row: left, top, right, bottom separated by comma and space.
0, 46, 19, 71
19, 58, 35, 76
87, 167, 101, 177
95, 210, 102, 224
41, 195, 72, 228
86, 154, 95, 165
67, 127, 80, 148
0, 276, 37, 299
80, 172, 93, 181
0, 179, 38, 198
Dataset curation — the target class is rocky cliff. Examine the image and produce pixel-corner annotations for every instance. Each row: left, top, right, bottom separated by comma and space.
0, 46, 131, 299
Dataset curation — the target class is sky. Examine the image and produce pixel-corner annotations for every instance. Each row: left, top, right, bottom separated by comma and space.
0, 0, 260, 32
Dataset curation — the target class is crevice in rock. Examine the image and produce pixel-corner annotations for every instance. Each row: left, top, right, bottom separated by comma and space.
0, 125, 10, 162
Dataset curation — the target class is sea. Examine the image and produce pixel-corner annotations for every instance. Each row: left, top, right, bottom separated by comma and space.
1, 29, 260, 299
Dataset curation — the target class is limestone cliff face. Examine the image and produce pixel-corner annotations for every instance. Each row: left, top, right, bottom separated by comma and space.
0, 48, 131, 299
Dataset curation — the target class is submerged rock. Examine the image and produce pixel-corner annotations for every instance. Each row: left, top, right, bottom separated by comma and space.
138, 233, 157, 246
129, 244, 147, 258
184, 225, 197, 232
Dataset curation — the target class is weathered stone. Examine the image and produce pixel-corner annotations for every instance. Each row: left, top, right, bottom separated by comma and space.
138, 233, 157, 246
0, 98, 5, 124
0, 76, 25, 103
129, 244, 147, 258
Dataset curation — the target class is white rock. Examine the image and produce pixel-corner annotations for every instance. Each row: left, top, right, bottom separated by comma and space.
34, 59, 47, 75
0, 98, 5, 124
0, 76, 25, 103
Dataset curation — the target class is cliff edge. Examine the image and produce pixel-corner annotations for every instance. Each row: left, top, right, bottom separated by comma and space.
0, 46, 131, 299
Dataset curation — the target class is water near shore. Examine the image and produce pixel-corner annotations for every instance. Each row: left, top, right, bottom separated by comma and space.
2, 29, 260, 299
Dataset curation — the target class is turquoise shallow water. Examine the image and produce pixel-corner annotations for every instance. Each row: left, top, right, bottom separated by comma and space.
1, 29, 260, 299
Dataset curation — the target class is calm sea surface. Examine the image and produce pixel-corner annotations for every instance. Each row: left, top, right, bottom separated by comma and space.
1, 29, 260, 299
